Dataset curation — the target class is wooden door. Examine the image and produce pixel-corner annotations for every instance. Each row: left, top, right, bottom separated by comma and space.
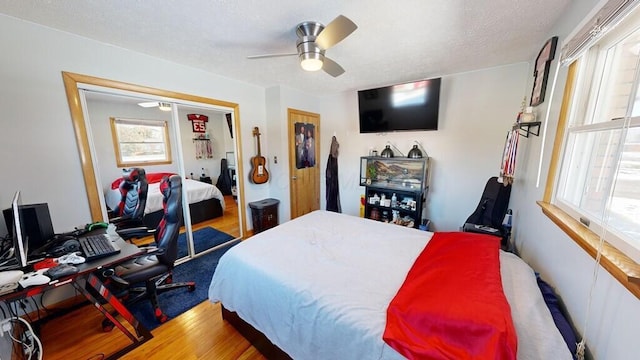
288, 108, 320, 219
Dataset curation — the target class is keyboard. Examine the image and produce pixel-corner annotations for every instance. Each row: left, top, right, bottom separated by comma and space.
79, 234, 121, 261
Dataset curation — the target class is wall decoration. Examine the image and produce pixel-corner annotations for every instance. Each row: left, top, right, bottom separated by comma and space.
530, 36, 558, 106
188, 114, 212, 158
294, 122, 316, 169
225, 113, 233, 138
193, 134, 213, 159
187, 113, 209, 133
250, 127, 269, 184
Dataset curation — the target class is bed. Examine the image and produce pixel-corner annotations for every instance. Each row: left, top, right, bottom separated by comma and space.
105, 175, 225, 228
209, 210, 575, 360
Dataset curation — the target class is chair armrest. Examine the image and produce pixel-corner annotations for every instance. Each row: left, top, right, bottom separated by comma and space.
116, 226, 155, 239
138, 246, 165, 256
99, 268, 129, 287
109, 215, 133, 225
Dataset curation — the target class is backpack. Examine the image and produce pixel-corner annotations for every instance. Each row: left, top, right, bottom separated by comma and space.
464, 177, 511, 229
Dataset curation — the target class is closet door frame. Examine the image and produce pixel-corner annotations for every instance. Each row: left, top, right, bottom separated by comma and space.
62, 72, 248, 256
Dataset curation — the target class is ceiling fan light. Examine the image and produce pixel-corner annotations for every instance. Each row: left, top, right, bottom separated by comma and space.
158, 102, 172, 111
301, 58, 323, 71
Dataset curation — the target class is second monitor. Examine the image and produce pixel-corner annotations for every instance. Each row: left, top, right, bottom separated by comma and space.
3, 202, 55, 256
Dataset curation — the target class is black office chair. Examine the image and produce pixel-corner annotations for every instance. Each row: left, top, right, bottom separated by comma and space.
462, 177, 512, 245
101, 175, 195, 330
109, 168, 153, 239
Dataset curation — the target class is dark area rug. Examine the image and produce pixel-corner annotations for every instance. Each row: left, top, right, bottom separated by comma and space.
177, 226, 236, 258
128, 227, 237, 331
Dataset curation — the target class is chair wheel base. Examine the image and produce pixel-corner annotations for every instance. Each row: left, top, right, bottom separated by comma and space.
155, 308, 168, 323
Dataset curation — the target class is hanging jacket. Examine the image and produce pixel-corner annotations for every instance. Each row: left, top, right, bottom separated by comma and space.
326, 136, 341, 213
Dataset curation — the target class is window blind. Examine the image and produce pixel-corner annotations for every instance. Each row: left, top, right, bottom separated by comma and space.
561, 0, 640, 65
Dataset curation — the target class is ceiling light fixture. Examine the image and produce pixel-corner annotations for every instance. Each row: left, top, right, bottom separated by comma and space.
298, 34, 324, 72
300, 52, 324, 71
301, 57, 323, 71
158, 102, 172, 111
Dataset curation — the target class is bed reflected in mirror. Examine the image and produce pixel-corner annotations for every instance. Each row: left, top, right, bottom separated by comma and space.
62, 72, 246, 260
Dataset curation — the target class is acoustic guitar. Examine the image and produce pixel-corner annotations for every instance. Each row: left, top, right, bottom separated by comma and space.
251, 127, 269, 184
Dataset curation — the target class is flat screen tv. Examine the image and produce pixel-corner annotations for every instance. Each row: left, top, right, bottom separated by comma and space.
358, 77, 441, 133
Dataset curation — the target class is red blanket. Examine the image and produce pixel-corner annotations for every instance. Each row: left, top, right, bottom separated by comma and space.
383, 232, 517, 359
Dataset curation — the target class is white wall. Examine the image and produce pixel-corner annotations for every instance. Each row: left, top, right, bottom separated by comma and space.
315, 63, 529, 231
510, 0, 640, 359
264, 64, 528, 229
0, 14, 267, 234
175, 109, 229, 183
264, 85, 324, 222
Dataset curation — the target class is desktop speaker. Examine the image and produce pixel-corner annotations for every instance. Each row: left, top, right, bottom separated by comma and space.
2, 203, 55, 252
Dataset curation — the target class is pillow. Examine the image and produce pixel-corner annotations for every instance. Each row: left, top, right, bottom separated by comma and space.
536, 275, 578, 357
110, 172, 176, 189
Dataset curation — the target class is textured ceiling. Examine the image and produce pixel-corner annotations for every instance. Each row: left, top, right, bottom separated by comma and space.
0, 0, 572, 96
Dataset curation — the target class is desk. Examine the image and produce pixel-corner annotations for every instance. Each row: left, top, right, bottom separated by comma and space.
0, 235, 152, 359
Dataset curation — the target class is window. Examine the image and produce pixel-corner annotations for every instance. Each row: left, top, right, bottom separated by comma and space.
110, 117, 172, 167
540, 2, 640, 298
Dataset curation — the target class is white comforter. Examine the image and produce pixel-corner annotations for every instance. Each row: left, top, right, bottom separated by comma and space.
105, 178, 224, 214
209, 210, 572, 360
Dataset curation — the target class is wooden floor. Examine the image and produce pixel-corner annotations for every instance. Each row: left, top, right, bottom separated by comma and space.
41, 195, 266, 360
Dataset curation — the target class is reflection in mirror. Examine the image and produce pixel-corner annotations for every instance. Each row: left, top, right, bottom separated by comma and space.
82, 90, 241, 259
175, 103, 241, 256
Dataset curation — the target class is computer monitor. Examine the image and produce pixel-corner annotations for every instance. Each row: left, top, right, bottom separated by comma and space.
10, 191, 29, 269
3, 202, 55, 254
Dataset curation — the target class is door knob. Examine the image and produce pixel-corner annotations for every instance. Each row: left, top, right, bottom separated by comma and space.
291, 176, 297, 180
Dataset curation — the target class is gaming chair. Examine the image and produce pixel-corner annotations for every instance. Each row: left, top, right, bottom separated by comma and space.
109, 168, 152, 239
101, 175, 195, 329
462, 177, 512, 246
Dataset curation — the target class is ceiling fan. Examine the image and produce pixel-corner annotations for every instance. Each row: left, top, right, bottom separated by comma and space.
248, 15, 358, 77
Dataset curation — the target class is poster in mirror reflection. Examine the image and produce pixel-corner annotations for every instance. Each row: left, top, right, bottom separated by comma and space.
295, 122, 316, 169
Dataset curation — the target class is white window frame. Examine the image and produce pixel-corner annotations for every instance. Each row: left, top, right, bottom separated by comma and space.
110, 117, 172, 167
553, 10, 640, 263
540, 1, 640, 299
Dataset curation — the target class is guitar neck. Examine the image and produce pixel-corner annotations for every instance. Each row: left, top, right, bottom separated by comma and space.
256, 134, 262, 157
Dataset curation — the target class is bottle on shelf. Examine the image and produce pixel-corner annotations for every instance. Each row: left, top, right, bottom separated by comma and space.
391, 193, 397, 208
392, 210, 399, 223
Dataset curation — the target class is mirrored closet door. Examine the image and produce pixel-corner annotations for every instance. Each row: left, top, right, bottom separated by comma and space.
72, 82, 243, 261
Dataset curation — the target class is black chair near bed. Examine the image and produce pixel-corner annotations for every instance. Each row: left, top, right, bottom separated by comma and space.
100, 175, 195, 330
109, 167, 154, 240
462, 176, 512, 246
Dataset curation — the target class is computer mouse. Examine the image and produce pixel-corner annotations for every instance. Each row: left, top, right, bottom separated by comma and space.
45, 264, 79, 280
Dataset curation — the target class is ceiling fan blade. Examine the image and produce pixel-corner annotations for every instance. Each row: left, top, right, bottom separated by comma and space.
322, 57, 345, 77
247, 53, 297, 59
315, 15, 357, 50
